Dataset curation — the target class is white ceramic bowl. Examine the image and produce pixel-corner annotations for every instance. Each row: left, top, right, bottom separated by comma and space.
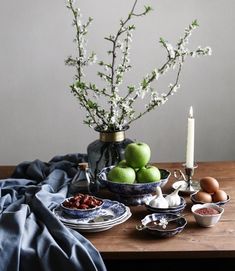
191, 203, 224, 227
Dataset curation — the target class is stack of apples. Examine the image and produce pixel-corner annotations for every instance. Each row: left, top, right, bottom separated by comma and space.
108, 142, 161, 184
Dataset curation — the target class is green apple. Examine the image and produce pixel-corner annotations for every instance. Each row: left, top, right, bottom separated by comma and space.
118, 159, 139, 171
118, 160, 128, 167
108, 165, 136, 184
136, 165, 161, 183
124, 142, 151, 168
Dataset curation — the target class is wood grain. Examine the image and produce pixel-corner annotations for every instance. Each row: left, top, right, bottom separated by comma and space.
1, 161, 235, 260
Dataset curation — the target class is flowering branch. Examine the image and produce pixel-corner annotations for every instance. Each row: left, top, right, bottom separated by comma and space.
66, 1, 212, 131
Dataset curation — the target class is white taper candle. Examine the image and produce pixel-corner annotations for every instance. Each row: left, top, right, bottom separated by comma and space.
186, 106, 195, 168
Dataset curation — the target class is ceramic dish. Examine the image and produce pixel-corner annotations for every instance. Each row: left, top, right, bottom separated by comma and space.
53, 199, 129, 227
191, 203, 224, 227
190, 192, 230, 206
61, 195, 104, 218
136, 213, 187, 238
62, 209, 132, 232
60, 206, 131, 229
145, 195, 186, 214
98, 166, 171, 206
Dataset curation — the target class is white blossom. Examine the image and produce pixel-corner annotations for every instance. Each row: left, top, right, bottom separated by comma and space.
66, 2, 211, 131
90, 54, 97, 64
205, 46, 212, 56
158, 217, 168, 229
166, 43, 175, 58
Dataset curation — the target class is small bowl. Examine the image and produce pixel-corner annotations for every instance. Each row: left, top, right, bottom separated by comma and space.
190, 192, 230, 206
61, 195, 104, 218
145, 195, 186, 214
191, 203, 224, 227
98, 166, 171, 206
137, 213, 187, 238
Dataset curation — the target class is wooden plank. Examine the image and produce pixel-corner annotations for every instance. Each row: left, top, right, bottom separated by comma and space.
0, 165, 15, 179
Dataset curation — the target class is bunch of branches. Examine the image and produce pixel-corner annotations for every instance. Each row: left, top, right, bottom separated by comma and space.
66, 0, 211, 131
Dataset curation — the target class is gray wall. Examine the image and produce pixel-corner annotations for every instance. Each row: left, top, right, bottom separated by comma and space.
0, 0, 234, 165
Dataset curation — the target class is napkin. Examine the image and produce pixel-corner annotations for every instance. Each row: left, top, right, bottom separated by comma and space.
0, 153, 107, 271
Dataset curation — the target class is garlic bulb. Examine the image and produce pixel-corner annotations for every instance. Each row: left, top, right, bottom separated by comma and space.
165, 186, 182, 207
148, 186, 169, 208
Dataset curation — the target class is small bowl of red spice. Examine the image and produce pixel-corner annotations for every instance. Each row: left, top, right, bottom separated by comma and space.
191, 203, 224, 227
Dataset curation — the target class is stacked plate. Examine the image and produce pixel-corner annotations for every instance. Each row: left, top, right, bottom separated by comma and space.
52, 199, 131, 232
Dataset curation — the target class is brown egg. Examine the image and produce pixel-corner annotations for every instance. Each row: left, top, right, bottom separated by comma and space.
194, 191, 212, 203
212, 190, 228, 202
200, 176, 219, 193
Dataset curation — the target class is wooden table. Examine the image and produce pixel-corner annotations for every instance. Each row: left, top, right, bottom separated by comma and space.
1, 162, 235, 270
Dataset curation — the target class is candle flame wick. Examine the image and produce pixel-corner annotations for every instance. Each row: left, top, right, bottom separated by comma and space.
189, 106, 193, 118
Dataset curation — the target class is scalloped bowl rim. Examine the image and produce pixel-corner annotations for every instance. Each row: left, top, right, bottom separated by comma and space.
61, 196, 104, 213
145, 195, 186, 211
191, 203, 224, 227
141, 213, 187, 233
191, 203, 224, 217
98, 166, 171, 187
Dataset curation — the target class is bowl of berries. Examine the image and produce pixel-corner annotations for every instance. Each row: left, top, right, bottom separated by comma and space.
61, 193, 104, 218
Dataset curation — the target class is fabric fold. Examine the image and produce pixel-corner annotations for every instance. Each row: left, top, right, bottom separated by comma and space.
0, 153, 106, 271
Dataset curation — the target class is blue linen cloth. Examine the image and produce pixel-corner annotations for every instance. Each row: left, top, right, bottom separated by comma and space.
0, 154, 107, 271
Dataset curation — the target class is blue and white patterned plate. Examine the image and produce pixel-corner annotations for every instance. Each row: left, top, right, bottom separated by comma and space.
52, 199, 129, 227
62, 209, 132, 232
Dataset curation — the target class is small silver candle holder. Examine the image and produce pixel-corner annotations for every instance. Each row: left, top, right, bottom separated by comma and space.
184, 163, 198, 192
173, 163, 199, 194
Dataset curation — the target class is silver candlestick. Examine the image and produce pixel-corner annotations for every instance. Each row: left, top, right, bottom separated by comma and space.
173, 163, 199, 194
184, 163, 198, 192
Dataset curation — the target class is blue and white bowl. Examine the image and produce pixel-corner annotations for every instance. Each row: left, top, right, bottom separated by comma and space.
98, 166, 171, 206
61, 196, 104, 218
145, 195, 186, 214
190, 192, 230, 206
137, 213, 187, 238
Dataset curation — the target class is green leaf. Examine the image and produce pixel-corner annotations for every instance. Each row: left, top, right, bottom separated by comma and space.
75, 81, 86, 89
192, 19, 199, 27
141, 78, 148, 89
87, 99, 96, 109
159, 37, 165, 44
128, 86, 135, 93
144, 5, 153, 13
128, 25, 136, 30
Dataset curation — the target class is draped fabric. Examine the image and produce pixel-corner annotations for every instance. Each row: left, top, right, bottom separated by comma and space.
0, 154, 107, 271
